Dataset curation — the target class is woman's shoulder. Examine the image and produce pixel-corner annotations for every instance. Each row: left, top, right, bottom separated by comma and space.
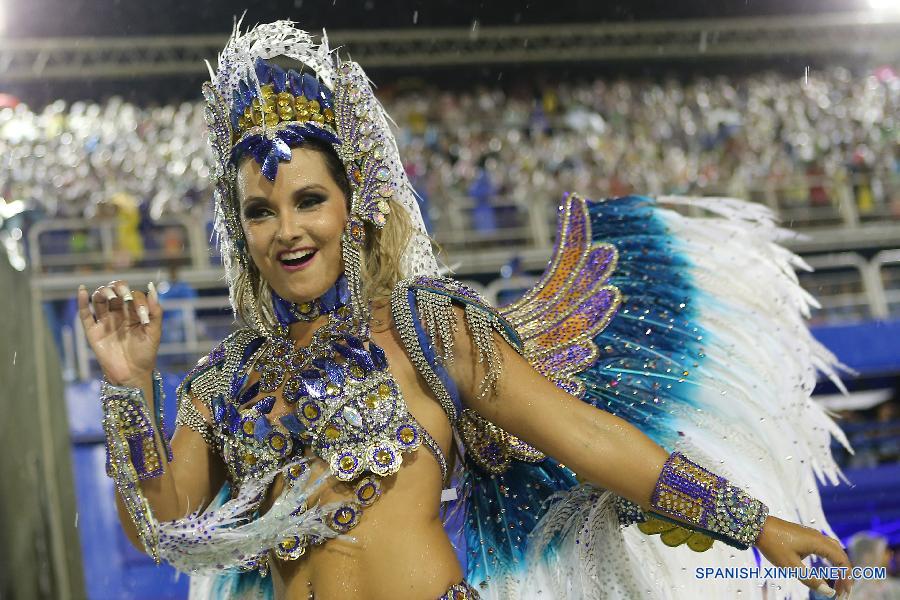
388, 276, 522, 350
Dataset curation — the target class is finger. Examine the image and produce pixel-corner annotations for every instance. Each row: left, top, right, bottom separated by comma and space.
119, 289, 141, 326
806, 534, 854, 596
91, 286, 115, 320
130, 290, 151, 326
113, 281, 134, 303
76, 285, 96, 328
147, 281, 164, 320
786, 555, 837, 598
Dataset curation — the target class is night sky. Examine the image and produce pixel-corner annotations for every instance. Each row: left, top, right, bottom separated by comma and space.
5, 0, 870, 38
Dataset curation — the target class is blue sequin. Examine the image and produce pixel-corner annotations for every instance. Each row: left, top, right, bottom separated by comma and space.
255, 395, 275, 414
279, 413, 307, 436
369, 342, 387, 370
253, 416, 272, 441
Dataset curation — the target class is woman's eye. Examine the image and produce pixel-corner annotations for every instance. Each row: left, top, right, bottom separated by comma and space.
297, 195, 326, 209
243, 206, 272, 220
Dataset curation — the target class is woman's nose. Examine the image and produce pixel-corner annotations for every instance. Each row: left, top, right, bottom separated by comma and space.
276, 213, 306, 245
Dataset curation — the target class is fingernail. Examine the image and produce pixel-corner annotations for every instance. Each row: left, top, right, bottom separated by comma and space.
78, 284, 86, 293
119, 284, 133, 302
817, 583, 836, 598
138, 305, 150, 325
102, 288, 116, 301
148, 281, 157, 302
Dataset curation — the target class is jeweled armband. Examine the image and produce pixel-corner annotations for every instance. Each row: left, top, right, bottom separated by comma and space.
102, 371, 171, 480
648, 451, 769, 550
101, 371, 172, 561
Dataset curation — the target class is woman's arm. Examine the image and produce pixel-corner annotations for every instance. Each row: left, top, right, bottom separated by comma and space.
78, 281, 226, 556
447, 308, 853, 598
112, 386, 226, 550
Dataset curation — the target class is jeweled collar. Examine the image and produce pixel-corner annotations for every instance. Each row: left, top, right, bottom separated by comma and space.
271, 274, 350, 327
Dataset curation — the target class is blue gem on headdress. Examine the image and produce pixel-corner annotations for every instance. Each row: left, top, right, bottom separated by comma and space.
263, 138, 292, 180
212, 394, 226, 424
319, 84, 334, 107
238, 80, 253, 107
301, 73, 319, 101
231, 91, 244, 129
271, 64, 288, 93
231, 123, 340, 181
288, 70, 304, 96
254, 58, 271, 85
225, 404, 241, 434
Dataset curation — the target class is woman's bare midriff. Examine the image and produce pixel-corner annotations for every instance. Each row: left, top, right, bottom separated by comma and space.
267, 448, 463, 600
253, 308, 464, 600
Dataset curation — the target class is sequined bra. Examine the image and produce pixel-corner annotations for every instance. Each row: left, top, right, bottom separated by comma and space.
176, 282, 449, 568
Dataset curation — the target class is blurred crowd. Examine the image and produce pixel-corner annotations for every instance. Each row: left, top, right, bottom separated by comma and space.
2, 65, 900, 236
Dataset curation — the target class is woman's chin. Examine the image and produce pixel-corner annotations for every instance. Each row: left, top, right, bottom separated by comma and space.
275, 279, 337, 305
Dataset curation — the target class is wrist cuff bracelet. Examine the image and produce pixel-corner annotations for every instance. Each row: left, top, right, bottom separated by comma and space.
100, 371, 168, 561
102, 371, 170, 481
648, 451, 768, 550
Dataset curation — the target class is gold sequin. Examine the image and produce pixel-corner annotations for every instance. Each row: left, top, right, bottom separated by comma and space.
399, 427, 415, 444
334, 508, 353, 525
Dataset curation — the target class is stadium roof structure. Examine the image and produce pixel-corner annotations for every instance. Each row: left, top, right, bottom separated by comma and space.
1, 11, 899, 82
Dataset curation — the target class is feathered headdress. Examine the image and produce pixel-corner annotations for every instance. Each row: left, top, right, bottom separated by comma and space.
202, 20, 439, 335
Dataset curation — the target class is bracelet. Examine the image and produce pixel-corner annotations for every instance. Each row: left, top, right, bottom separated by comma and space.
648, 451, 769, 550
102, 371, 169, 480
101, 371, 169, 561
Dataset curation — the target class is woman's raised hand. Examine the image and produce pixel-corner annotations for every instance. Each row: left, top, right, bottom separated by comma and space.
77, 280, 163, 387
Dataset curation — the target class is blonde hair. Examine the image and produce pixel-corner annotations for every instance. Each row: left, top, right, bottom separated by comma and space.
230, 164, 417, 333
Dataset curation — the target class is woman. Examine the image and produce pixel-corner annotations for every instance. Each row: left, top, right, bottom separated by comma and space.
78, 21, 853, 600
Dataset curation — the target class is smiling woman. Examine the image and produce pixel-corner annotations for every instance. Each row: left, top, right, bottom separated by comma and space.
231, 139, 414, 340
236, 147, 349, 309
77, 19, 855, 600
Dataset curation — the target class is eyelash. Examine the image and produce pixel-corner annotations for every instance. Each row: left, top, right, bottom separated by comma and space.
243, 195, 326, 220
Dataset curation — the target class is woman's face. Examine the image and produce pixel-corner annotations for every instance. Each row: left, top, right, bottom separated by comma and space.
237, 147, 348, 305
